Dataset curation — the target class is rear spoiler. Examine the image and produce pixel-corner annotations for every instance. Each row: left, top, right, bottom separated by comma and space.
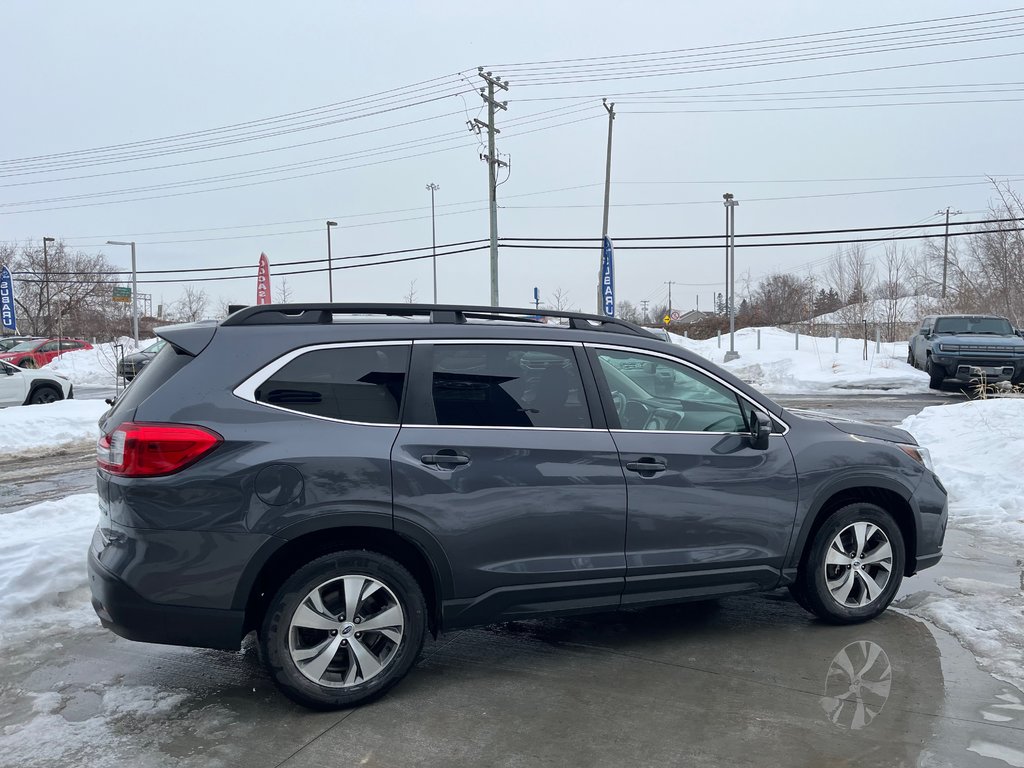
155, 320, 219, 356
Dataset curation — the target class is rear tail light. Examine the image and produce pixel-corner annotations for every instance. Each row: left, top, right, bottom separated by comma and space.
97, 422, 222, 477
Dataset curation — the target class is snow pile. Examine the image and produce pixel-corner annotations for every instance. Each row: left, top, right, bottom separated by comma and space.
900, 398, 1024, 552
0, 399, 107, 455
0, 494, 99, 637
44, 337, 141, 386
812, 295, 938, 325
669, 327, 930, 394
898, 398, 1024, 694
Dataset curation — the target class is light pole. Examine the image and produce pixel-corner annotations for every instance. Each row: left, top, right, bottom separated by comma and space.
325, 221, 337, 302
106, 240, 138, 342
722, 194, 740, 362
42, 236, 55, 337
426, 183, 439, 303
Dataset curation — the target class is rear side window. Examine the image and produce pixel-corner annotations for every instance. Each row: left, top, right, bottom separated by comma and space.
255, 345, 409, 424
429, 344, 591, 429
105, 343, 193, 424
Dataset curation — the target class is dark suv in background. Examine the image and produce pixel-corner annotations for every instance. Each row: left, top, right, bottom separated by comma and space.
908, 314, 1024, 389
89, 304, 947, 709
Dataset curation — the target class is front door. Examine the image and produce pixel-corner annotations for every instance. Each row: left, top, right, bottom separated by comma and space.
391, 341, 627, 628
587, 345, 799, 606
0, 363, 26, 406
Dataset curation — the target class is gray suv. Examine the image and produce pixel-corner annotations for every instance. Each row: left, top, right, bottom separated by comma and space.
89, 304, 947, 709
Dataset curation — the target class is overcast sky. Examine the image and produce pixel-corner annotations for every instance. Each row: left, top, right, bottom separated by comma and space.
3, 1, 1022, 319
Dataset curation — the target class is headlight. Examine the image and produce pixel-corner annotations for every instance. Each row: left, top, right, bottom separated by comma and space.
937, 344, 958, 352
897, 443, 934, 472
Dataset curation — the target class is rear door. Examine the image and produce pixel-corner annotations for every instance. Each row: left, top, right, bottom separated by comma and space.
587, 345, 799, 606
391, 340, 627, 628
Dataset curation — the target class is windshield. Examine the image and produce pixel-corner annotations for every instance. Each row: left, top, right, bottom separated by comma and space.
933, 317, 1013, 335
143, 339, 167, 354
6, 340, 40, 352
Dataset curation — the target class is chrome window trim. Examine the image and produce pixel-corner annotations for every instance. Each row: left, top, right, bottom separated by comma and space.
588, 342, 791, 435
232, 340, 411, 426
398, 424, 604, 433
414, 338, 583, 347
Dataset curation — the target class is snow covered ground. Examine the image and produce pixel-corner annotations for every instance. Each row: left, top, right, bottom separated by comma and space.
0, 399, 108, 456
899, 398, 1024, 694
669, 326, 930, 394
44, 337, 142, 387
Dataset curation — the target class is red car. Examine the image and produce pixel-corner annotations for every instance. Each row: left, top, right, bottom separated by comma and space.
0, 337, 92, 369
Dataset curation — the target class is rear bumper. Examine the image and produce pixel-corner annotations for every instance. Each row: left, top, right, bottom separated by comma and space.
88, 545, 243, 651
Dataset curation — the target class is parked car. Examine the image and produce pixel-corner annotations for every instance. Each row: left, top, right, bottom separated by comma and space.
0, 336, 42, 352
90, 304, 947, 709
0, 359, 73, 406
0, 337, 92, 369
908, 314, 1024, 389
117, 338, 167, 381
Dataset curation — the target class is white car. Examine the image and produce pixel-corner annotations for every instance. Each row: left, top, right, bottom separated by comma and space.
0, 360, 73, 406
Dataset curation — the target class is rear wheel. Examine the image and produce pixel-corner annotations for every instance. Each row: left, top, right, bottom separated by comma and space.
925, 359, 943, 390
795, 503, 905, 624
260, 550, 426, 710
28, 386, 61, 405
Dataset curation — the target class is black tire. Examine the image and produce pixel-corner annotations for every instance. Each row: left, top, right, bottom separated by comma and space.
794, 503, 905, 625
925, 359, 943, 390
260, 549, 426, 710
19, 358, 36, 369
906, 348, 915, 367
28, 386, 61, 405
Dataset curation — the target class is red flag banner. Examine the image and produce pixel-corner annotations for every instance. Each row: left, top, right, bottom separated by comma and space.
256, 253, 271, 305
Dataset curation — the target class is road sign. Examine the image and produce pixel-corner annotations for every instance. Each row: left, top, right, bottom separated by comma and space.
671, 310, 682, 321
112, 286, 132, 303
662, 314, 671, 325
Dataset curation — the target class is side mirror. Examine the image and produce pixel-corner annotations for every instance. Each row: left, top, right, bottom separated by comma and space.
921, 328, 931, 338
2, 365, 13, 376
749, 409, 772, 450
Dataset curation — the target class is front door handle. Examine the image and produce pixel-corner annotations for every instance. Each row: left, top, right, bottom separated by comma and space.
421, 453, 470, 467
625, 458, 667, 475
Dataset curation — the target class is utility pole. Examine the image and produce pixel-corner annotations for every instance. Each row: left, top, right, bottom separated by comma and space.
477, 68, 508, 306
107, 240, 139, 342
935, 207, 961, 299
41, 236, 55, 337
640, 299, 650, 324
325, 221, 337, 302
598, 98, 615, 313
665, 281, 676, 319
426, 183, 440, 303
723, 193, 740, 362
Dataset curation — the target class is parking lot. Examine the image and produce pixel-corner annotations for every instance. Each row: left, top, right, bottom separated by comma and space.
1, 392, 1021, 767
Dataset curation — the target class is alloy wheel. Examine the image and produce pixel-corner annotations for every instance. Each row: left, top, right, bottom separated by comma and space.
824, 522, 894, 608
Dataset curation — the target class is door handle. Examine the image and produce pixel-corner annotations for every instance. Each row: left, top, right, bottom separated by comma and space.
625, 458, 666, 474
421, 453, 470, 467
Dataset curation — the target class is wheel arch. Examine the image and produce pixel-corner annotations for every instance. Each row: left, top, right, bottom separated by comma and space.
23, 378, 66, 405
238, 522, 450, 639
788, 479, 919, 579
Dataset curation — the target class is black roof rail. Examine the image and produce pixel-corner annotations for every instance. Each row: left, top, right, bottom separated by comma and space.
220, 303, 649, 336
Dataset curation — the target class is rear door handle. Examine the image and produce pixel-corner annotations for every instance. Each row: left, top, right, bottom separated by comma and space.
625, 458, 667, 474
421, 453, 470, 467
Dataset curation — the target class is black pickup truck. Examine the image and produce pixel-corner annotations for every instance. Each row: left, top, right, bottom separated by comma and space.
908, 314, 1024, 389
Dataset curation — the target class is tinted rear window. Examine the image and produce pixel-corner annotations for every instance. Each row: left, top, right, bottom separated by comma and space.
104, 344, 193, 427
255, 345, 409, 424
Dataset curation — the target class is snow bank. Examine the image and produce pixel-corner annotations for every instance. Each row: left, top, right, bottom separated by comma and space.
0, 494, 99, 635
44, 337, 141, 386
900, 398, 1024, 553
669, 326, 930, 395
898, 398, 1024, 694
812, 295, 938, 325
0, 399, 107, 456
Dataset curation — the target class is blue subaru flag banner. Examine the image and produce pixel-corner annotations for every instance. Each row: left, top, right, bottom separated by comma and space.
0, 265, 16, 332
600, 237, 615, 317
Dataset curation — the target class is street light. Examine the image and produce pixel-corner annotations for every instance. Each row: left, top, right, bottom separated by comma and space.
326, 221, 337, 302
42, 236, 55, 337
106, 240, 138, 342
722, 194, 739, 362
426, 183, 440, 303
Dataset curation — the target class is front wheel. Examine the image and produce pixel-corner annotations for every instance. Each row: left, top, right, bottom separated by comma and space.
29, 386, 61, 404
795, 503, 905, 624
260, 550, 426, 710
926, 360, 943, 390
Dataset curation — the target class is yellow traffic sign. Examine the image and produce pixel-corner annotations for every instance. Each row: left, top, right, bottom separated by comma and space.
662, 314, 670, 325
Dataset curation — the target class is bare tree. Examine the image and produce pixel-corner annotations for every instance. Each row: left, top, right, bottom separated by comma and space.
547, 286, 578, 312
616, 300, 641, 324
876, 242, 911, 341
274, 277, 293, 304
402, 280, 418, 304
173, 285, 209, 322
748, 273, 814, 325
824, 243, 876, 324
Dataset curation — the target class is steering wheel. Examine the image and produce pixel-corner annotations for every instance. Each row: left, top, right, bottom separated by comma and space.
610, 390, 627, 419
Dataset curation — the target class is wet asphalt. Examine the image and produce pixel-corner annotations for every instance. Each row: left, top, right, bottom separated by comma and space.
2, 391, 1021, 767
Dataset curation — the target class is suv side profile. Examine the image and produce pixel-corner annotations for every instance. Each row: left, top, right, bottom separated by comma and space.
89, 304, 947, 709
908, 314, 1024, 389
